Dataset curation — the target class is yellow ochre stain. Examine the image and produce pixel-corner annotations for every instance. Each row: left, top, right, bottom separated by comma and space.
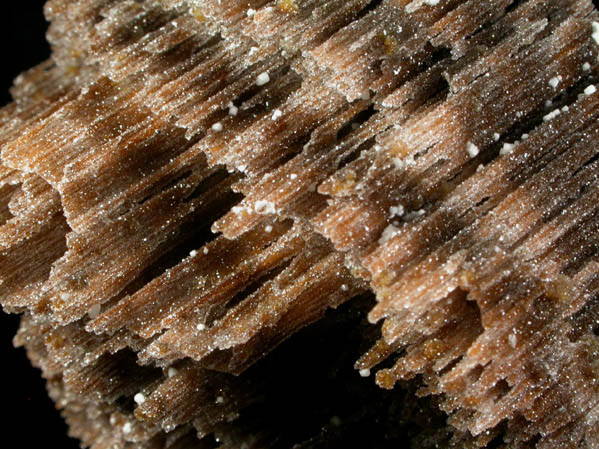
277, 0, 299, 14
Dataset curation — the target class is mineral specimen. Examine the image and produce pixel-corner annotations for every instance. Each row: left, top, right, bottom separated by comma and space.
2, 0, 599, 448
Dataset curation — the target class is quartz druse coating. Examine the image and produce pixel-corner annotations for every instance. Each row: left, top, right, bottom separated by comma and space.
1, 1, 599, 448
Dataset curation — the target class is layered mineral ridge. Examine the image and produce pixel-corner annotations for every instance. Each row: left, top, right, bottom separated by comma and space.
2, 0, 599, 448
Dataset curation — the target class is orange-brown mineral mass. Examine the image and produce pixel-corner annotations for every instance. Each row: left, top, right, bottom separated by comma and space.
2, 1, 599, 448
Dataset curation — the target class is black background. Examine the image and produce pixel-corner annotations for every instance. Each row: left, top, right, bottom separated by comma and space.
1, 1, 599, 448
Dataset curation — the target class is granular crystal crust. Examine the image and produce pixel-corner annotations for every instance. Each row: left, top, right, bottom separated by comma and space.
2, 1, 599, 448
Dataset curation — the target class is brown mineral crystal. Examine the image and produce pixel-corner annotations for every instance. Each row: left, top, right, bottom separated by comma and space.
2, 0, 599, 448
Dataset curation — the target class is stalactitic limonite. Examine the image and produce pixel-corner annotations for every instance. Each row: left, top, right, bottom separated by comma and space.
2, 1, 599, 448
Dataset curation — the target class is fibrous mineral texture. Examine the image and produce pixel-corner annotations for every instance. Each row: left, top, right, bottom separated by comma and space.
2, 0, 599, 448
